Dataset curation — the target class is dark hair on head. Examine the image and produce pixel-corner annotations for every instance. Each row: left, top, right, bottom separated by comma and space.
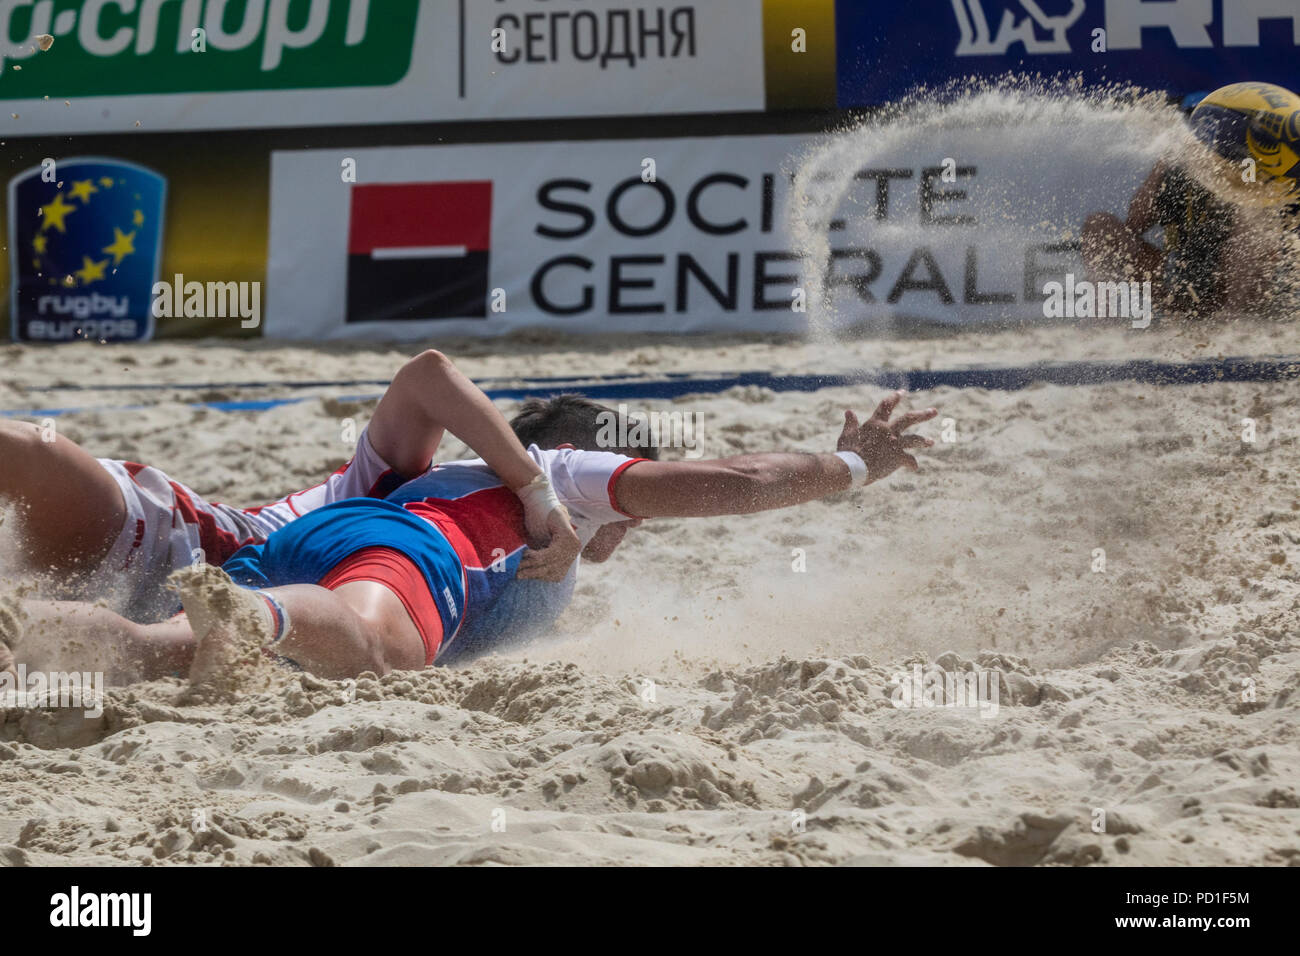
510, 393, 660, 460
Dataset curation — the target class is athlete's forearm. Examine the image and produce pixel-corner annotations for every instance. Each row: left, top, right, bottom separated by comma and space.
1126, 162, 1165, 235
368, 350, 542, 489
407, 353, 542, 490
615, 453, 853, 518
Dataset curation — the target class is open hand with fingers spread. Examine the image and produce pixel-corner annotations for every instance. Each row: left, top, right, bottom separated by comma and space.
837, 390, 938, 483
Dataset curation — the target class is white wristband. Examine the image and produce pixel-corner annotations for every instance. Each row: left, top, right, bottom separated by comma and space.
834, 451, 869, 486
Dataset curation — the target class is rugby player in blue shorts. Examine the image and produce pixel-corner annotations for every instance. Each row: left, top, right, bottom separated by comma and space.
6, 390, 935, 692
0, 350, 581, 680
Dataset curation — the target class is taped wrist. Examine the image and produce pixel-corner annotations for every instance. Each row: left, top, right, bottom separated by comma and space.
516, 473, 571, 523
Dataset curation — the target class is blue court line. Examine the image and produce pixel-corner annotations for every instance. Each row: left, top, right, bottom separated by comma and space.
18, 370, 722, 393
21, 378, 395, 393
2, 355, 1296, 419
17, 354, 1300, 395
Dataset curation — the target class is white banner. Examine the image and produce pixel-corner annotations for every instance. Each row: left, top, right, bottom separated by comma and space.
1, 0, 765, 135
265, 131, 1153, 339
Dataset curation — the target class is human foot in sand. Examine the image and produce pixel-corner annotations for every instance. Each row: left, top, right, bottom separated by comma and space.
0, 350, 581, 626
170, 565, 280, 700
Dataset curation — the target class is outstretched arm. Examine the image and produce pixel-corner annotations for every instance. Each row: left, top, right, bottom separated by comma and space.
613, 391, 936, 518
366, 350, 579, 580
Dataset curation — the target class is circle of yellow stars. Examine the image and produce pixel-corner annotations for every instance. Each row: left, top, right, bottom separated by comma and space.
34, 177, 146, 288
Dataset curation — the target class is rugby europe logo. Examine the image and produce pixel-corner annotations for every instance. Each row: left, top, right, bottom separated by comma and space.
7, 157, 166, 343
952, 0, 1299, 56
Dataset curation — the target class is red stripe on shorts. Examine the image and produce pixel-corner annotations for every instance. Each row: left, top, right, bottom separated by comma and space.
404, 485, 526, 570
166, 481, 244, 563
317, 547, 446, 666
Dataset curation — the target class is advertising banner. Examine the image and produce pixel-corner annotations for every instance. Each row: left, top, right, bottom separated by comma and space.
1, 135, 270, 342
0, 0, 777, 135
265, 131, 1153, 339
836, 0, 1300, 107
8, 157, 166, 343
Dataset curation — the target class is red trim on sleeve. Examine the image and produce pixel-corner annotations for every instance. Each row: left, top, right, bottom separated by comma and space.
607, 458, 650, 518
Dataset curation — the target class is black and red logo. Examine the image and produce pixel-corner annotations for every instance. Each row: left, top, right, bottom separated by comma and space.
346, 181, 492, 322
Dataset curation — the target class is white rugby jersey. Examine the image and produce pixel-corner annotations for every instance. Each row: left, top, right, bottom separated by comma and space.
383, 445, 648, 660
103, 426, 415, 569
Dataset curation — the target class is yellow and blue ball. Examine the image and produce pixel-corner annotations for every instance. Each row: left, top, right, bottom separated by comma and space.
1190, 82, 1300, 204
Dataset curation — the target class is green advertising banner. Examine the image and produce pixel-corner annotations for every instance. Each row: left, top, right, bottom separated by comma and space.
0, 0, 784, 134
0, 0, 419, 97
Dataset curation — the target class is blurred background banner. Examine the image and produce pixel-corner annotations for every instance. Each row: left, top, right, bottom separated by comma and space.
266, 133, 1150, 338
836, 0, 1300, 107
2, 0, 1295, 341
0, 0, 778, 133
0, 0, 841, 341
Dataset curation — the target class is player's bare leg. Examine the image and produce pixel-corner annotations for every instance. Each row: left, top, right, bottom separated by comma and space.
0, 564, 428, 692
0, 420, 128, 572
0, 596, 193, 684
172, 566, 427, 697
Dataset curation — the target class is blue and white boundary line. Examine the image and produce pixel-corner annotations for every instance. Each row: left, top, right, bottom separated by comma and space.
3, 355, 1297, 420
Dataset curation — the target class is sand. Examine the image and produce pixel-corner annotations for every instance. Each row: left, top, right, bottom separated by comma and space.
0, 318, 1296, 866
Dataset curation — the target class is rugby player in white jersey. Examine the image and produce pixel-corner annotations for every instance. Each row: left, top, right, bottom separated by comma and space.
0, 350, 581, 676
1, 390, 936, 689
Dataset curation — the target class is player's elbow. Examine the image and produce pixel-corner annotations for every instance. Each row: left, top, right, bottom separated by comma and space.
391, 349, 456, 408
403, 348, 453, 382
